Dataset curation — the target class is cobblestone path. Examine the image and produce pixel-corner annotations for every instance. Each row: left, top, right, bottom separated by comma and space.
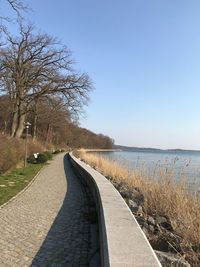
0, 153, 92, 267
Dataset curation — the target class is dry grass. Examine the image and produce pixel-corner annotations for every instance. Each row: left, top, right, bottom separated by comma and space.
28, 138, 45, 156
0, 135, 24, 174
77, 150, 200, 264
0, 134, 45, 174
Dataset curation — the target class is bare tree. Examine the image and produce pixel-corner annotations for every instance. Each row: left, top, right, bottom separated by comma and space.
0, 0, 28, 32
28, 96, 71, 141
7, 0, 27, 13
0, 24, 92, 138
0, 93, 114, 148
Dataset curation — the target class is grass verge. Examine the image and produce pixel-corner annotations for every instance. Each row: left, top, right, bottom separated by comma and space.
0, 163, 44, 206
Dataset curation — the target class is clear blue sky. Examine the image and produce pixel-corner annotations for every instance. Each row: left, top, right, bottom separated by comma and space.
4, 0, 200, 149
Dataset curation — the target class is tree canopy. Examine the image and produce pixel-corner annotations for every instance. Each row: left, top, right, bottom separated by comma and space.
0, 24, 92, 137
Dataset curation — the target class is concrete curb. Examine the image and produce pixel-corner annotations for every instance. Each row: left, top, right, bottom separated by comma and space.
69, 152, 162, 267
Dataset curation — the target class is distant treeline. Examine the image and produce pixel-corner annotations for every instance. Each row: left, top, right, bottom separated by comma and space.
0, 95, 114, 149
114, 145, 200, 154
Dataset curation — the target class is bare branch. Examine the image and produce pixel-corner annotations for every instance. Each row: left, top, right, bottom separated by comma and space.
7, 0, 29, 16
0, 24, 93, 137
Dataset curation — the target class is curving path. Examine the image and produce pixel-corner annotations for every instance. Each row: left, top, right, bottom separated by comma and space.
0, 153, 91, 267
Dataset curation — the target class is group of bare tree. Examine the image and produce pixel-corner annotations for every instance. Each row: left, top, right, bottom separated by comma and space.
0, 24, 92, 138
0, 95, 114, 148
0, 1, 114, 149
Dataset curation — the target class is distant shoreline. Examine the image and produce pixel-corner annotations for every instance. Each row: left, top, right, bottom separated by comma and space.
114, 145, 200, 154
79, 147, 200, 154
80, 149, 121, 152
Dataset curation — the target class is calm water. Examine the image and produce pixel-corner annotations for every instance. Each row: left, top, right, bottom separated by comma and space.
94, 150, 200, 191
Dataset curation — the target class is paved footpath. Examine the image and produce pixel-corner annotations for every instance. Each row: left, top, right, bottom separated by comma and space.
0, 153, 91, 267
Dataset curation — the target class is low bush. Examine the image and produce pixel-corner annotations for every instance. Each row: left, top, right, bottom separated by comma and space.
27, 154, 37, 164
43, 151, 53, 160
37, 153, 48, 163
53, 150, 60, 154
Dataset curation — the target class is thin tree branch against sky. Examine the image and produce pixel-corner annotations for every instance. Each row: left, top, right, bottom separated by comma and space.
3, 0, 200, 149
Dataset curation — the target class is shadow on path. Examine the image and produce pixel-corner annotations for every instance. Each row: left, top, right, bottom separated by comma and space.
31, 155, 91, 267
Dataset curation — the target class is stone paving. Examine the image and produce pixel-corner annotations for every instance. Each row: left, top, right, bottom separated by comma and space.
0, 153, 92, 267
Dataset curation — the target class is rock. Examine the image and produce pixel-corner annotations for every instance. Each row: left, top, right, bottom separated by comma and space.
155, 250, 191, 267
147, 216, 156, 226
155, 215, 173, 231
137, 205, 143, 214
118, 183, 130, 198
156, 215, 168, 225
141, 222, 152, 239
142, 227, 149, 236
143, 222, 149, 230
192, 243, 200, 252
117, 182, 144, 205
135, 215, 145, 226
130, 188, 144, 205
127, 199, 139, 213
151, 232, 182, 253
111, 181, 119, 189
149, 225, 155, 233
162, 221, 173, 231
152, 236, 169, 252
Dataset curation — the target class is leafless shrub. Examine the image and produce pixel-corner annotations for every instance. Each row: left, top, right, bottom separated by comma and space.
27, 138, 44, 157
0, 134, 23, 173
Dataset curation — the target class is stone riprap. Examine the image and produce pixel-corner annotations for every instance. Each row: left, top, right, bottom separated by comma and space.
0, 153, 93, 267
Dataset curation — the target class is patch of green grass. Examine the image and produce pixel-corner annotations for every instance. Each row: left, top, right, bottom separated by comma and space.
0, 163, 44, 206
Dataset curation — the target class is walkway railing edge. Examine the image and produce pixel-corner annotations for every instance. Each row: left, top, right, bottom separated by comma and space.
68, 152, 162, 267
69, 152, 109, 267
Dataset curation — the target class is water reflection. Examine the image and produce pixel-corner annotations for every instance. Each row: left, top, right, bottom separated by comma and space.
92, 151, 200, 192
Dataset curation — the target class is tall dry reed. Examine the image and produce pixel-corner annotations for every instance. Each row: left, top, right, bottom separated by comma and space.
77, 151, 200, 255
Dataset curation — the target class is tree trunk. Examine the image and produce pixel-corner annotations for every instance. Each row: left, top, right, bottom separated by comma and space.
32, 113, 38, 140
32, 100, 38, 140
45, 123, 51, 145
4, 121, 7, 134
11, 111, 18, 137
11, 99, 20, 137
14, 113, 26, 138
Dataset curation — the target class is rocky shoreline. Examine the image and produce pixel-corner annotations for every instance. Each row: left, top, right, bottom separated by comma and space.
77, 150, 200, 267
103, 174, 193, 267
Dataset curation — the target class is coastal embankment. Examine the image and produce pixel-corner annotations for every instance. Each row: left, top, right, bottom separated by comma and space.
76, 150, 200, 267
70, 152, 161, 266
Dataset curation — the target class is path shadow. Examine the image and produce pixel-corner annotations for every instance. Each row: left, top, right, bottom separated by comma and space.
30, 154, 91, 267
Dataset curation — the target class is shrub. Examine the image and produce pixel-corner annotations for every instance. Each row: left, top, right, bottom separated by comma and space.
53, 150, 60, 154
37, 153, 48, 163
0, 135, 24, 174
28, 139, 44, 156
27, 154, 37, 164
43, 151, 53, 160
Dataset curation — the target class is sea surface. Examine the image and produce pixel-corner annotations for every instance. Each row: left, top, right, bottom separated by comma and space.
93, 150, 200, 191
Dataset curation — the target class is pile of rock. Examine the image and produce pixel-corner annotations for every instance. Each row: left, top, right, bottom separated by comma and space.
105, 176, 191, 267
